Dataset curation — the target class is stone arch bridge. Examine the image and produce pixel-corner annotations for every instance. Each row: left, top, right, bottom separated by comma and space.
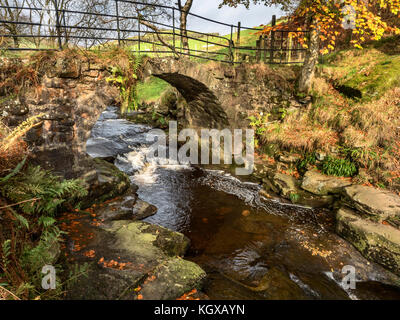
144, 57, 294, 129
2, 54, 296, 180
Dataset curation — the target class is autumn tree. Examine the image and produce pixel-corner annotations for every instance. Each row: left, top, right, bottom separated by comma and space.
219, 0, 400, 92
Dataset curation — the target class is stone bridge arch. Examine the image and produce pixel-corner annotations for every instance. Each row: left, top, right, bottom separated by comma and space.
144, 57, 295, 130
152, 72, 228, 129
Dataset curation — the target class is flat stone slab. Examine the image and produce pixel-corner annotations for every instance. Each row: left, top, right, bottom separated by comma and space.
344, 185, 400, 221
64, 218, 204, 300
301, 170, 352, 196
336, 207, 400, 276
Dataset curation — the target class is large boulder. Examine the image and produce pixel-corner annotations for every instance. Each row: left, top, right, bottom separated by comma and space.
301, 170, 352, 196
82, 158, 131, 205
97, 197, 157, 222
336, 207, 400, 276
343, 185, 400, 222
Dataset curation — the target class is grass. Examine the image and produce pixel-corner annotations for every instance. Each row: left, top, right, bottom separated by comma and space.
319, 37, 400, 102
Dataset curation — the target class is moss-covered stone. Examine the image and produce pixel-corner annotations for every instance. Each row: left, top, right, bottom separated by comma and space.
138, 258, 206, 300
336, 207, 400, 276
66, 220, 202, 300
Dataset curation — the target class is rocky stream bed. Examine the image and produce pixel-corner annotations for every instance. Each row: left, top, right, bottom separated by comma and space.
59, 107, 400, 300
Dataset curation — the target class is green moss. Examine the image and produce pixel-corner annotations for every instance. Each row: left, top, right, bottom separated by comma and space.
344, 56, 400, 102
136, 76, 170, 103
320, 39, 400, 102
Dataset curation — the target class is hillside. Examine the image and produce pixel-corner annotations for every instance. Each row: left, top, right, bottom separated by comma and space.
251, 36, 400, 192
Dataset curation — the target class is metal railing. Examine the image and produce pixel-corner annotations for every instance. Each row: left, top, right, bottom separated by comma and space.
0, 0, 308, 64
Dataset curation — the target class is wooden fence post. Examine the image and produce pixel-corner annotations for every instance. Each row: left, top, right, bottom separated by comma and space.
263, 35, 267, 62
269, 14, 276, 64
287, 33, 292, 63
256, 36, 261, 62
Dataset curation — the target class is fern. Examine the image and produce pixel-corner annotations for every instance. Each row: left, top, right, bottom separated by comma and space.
14, 213, 29, 230
37, 216, 56, 229
2, 240, 11, 269
0, 157, 26, 184
0, 114, 43, 153
1, 165, 88, 217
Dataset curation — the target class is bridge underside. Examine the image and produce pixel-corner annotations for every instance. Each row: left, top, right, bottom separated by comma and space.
153, 72, 229, 129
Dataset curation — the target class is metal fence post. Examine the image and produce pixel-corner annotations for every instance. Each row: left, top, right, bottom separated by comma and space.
229, 24, 234, 64
138, 17, 141, 52
53, 0, 63, 50
172, 8, 176, 51
236, 21, 241, 62
62, 9, 68, 46
115, 0, 121, 46
269, 15, 276, 64
206, 34, 209, 58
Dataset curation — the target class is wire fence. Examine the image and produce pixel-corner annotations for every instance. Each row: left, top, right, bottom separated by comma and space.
0, 0, 308, 64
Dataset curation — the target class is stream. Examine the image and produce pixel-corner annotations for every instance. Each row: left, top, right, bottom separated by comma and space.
86, 107, 400, 300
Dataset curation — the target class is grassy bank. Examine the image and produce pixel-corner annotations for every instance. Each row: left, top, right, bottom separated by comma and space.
252, 36, 400, 191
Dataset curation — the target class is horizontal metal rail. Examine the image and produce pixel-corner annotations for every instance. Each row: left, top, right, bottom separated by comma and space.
0, 1, 308, 65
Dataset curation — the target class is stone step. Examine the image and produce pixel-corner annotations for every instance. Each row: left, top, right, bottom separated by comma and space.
344, 185, 400, 221
336, 207, 400, 276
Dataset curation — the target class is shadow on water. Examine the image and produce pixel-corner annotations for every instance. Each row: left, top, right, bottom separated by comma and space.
87, 107, 400, 300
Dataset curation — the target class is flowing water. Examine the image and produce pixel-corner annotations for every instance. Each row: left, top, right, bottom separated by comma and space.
87, 107, 400, 300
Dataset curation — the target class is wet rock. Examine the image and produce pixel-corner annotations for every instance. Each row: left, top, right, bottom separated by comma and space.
301, 170, 352, 196
3, 99, 29, 116
344, 185, 400, 222
66, 220, 204, 300
96, 196, 157, 222
296, 194, 334, 208
336, 207, 400, 276
268, 173, 334, 208
132, 199, 158, 220
138, 258, 206, 300
81, 158, 131, 207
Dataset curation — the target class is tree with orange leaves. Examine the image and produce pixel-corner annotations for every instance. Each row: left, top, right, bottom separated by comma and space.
220, 0, 400, 92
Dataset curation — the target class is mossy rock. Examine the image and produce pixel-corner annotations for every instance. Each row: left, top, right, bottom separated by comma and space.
336, 207, 400, 276
81, 158, 131, 207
